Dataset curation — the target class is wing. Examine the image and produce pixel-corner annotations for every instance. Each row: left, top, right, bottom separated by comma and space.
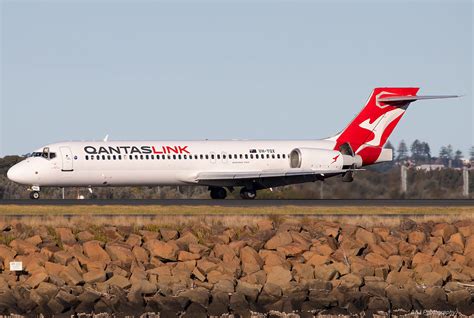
194, 169, 348, 189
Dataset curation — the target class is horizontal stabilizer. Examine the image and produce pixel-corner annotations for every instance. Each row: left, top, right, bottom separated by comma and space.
378, 95, 459, 103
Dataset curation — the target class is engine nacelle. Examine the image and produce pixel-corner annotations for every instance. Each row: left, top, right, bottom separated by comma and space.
289, 148, 362, 170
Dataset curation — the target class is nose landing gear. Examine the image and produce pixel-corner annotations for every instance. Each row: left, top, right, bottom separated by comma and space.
29, 186, 41, 200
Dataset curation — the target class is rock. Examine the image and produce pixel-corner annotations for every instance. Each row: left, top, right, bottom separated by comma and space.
83, 270, 106, 283
447, 289, 471, 307
257, 219, 274, 231
355, 228, 378, 245
412, 252, 439, 267
0, 245, 16, 266
264, 231, 292, 250
77, 231, 95, 242
265, 265, 292, 289
292, 263, 314, 281
330, 262, 350, 276
59, 265, 84, 286
132, 246, 149, 264
400, 218, 417, 231
312, 242, 334, 256
365, 253, 388, 266
386, 270, 414, 287
25, 271, 48, 288
432, 223, 457, 242
36, 282, 59, 300
307, 254, 330, 266
25, 235, 42, 246
10, 239, 38, 254
106, 274, 131, 289
213, 279, 235, 294
240, 246, 263, 274
386, 284, 412, 311
196, 258, 219, 274
207, 270, 233, 284
367, 296, 390, 311
145, 239, 179, 261
189, 243, 210, 255
53, 250, 73, 265
240, 270, 267, 286
83, 240, 111, 262
178, 287, 209, 306
160, 228, 178, 241
56, 227, 76, 244
314, 265, 337, 281
447, 233, 465, 253
361, 281, 387, 297
236, 280, 262, 302
339, 273, 363, 289
176, 231, 199, 249
408, 231, 426, 245
420, 272, 443, 286
276, 243, 307, 257
106, 243, 134, 266
178, 251, 201, 261
398, 241, 417, 257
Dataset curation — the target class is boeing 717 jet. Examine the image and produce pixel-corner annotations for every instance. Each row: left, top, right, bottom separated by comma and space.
7, 87, 457, 199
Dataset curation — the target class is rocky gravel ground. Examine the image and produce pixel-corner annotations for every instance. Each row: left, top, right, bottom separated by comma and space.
0, 217, 473, 317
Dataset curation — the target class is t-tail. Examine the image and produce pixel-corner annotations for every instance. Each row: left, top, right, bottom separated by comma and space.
327, 87, 459, 166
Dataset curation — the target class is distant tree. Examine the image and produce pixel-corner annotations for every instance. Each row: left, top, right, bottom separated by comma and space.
410, 140, 431, 164
439, 145, 454, 166
470, 146, 474, 162
454, 149, 463, 168
397, 140, 409, 162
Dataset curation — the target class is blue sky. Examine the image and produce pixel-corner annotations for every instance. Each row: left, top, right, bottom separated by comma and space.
1, 0, 472, 157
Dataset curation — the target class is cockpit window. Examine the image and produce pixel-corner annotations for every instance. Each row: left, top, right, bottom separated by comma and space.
28, 152, 56, 159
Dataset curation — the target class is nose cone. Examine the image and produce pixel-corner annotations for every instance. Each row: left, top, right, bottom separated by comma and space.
7, 163, 31, 185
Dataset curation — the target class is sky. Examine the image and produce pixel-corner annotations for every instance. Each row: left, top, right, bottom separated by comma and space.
1, 0, 472, 157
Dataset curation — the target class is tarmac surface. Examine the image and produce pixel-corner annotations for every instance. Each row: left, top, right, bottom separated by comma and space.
0, 199, 472, 206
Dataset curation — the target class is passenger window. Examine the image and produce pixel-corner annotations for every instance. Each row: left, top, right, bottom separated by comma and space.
217, 154, 220, 159
205, 155, 209, 159
102, 155, 106, 160
97, 155, 100, 160
162, 155, 165, 159
90, 156, 94, 160
277, 154, 281, 159
245, 154, 248, 159
266, 154, 270, 159
113, 155, 116, 160
184, 155, 187, 159
167, 155, 171, 159
199, 155, 202, 159
173, 155, 176, 160
211, 154, 215, 159
256, 154, 259, 159
250, 154, 253, 159
135, 155, 139, 160
151, 155, 154, 159
85, 155, 89, 160
223, 154, 226, 159
282, 154, 286, 159
272, 154, 275, 159
129, 155, 133, 160
178, 155, 182, 160
145, 155, 149, 160
240, 154, 243, 159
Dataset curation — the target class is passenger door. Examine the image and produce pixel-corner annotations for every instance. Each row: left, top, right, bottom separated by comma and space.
60, 146, 74, 171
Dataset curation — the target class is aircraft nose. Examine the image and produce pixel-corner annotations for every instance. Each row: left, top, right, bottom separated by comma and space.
7, 163, 32, 185
7, 165, 20, 183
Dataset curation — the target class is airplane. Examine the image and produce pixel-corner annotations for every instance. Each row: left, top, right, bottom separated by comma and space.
7, 87, 458, 200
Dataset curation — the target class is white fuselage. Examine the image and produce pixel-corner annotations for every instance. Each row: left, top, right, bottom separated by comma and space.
8, 139, 340, 188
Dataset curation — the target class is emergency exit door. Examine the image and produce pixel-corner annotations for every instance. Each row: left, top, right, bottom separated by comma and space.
60, 147, 74, 171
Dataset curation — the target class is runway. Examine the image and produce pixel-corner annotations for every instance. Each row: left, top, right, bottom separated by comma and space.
0, 199, 472, 207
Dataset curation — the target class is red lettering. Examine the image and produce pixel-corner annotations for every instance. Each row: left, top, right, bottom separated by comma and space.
166, 146, 179, 154
152, 146, 163, 154
178, 146, 190, 154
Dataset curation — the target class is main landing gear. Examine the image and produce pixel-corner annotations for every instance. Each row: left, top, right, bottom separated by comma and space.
240, 187, 257, 200
209, 187, 227, 199
29, 186, 41, 200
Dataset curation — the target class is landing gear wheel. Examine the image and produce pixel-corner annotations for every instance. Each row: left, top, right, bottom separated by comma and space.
210, 187, 227, 199
240, 188, 256, 200
30, 191, 40, 200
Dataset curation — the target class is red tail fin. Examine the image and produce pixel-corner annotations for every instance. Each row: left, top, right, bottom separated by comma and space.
331, 87, 419, 165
